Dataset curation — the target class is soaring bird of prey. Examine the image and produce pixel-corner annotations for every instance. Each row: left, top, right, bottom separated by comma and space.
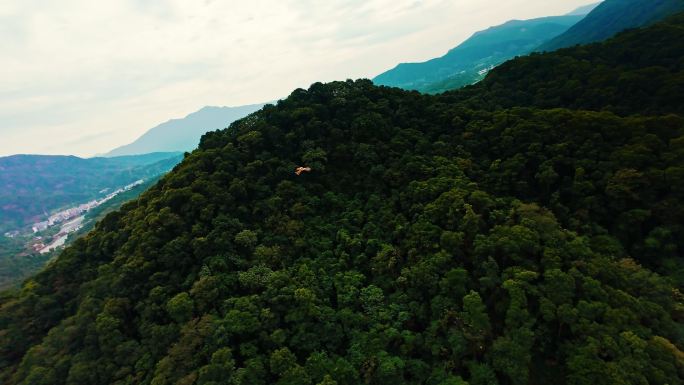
295, 166, 311, 175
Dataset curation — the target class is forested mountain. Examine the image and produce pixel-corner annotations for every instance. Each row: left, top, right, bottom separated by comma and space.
2, 13, 684, 385
0, 152, 183, 232
538, 0, 684, 51
373, 14, 585, 93
448, 14, 684, 117
105, 105, 265, 157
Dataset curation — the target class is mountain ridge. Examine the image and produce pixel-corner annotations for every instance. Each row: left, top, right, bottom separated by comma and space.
445, 12, 684, 117
538, 0, 684, 51
565, 1, 602, 16
373, 14, 584, 93
105, 104, 265, 157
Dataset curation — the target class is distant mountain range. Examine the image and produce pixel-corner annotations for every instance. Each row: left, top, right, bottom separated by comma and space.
373, 12, 587, 93
105, 104, 265, 157
375, 0, 684, 94
0, 152, 182, 232
539, 0, 684, 51
566, 2, 602, 16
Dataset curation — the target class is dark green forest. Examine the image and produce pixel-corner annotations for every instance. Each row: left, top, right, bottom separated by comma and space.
2, 13, 684, 385
447, 14, 684, 117
0, 237, 44, 291
538, 0, 684, 51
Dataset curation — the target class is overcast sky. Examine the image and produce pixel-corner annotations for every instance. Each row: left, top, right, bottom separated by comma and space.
1, 0, 593, 157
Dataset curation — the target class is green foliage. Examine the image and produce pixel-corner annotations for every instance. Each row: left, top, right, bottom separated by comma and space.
449, 13, 684, 116
0, 237, 49, 291
235, 230, 259, 249
2, 14, 684, 385
539, 0, 684, 51
166, 292, 194, 323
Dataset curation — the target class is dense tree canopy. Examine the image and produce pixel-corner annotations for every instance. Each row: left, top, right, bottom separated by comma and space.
448, 13, 684, 117
538, 0, 684, 52
1, 13, 684, 385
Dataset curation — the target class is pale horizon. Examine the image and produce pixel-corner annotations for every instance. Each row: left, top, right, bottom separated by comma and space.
1, 0, 594, 157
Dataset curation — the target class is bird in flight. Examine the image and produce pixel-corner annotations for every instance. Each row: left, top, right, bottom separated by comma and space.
295, 166, 312, 175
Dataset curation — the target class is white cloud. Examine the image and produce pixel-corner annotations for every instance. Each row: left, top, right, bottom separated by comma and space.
0, 0, 593, 156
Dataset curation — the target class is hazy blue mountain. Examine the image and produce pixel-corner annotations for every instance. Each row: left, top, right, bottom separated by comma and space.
105, 104, 265, 156
538, 0, 684, 51
566, 2, 602, 16
373, 14, 585, 93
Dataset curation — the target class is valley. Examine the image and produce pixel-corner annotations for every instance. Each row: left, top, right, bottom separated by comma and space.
35, 215, 83, 255
20, 179, 145, 254
0, 153, 182, 289
0, 178, 158, 289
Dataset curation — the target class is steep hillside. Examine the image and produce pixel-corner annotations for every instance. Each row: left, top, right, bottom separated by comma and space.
373, 15, 584, 93
0, 177, 163, 291
447, 13, 684, 117
106, 105, 265, 157
539, 0, 684, 51
1, 14, 684, 385
0, 153, 183, 289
